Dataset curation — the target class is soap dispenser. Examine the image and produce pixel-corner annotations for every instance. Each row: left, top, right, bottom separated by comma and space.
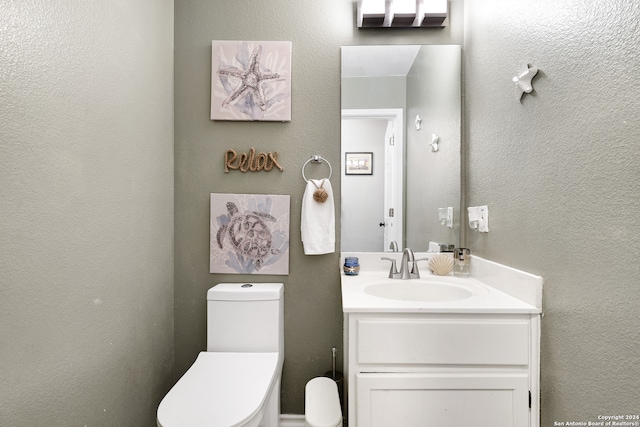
454, 248, 470, 277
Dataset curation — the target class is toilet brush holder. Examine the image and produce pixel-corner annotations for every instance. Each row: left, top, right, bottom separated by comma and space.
323, 370, 344, 409
324, 347, 344, 408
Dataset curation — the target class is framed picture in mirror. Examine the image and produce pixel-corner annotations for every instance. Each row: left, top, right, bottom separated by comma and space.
345, 152, 373, 175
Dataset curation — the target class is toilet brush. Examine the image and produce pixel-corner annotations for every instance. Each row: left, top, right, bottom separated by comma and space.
324, 347, 344, 408
331, 347, 336, 379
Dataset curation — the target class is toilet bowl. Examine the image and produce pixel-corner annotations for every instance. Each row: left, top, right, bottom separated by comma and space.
305, 377, 343, 427
157, 283, 284, 427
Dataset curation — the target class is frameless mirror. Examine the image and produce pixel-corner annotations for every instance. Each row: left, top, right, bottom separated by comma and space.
341, 45, 461, 252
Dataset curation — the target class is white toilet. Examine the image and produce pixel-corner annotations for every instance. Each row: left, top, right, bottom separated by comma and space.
157, 283, 284, 427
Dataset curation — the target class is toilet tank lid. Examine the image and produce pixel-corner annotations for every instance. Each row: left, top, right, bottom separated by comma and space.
207, 283, 284, 301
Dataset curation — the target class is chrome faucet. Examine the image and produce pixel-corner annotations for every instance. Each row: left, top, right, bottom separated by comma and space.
399, 248, 417, 279
381, 247, 429, 279
389, 241, 399, 252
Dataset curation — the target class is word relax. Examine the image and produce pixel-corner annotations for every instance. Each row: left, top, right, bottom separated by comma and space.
224, 148, 284, 173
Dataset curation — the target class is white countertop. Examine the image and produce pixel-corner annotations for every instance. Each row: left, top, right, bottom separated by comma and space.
340, 252, 542, 314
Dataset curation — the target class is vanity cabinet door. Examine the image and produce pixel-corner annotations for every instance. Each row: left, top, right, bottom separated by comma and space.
356, 372, 530, 427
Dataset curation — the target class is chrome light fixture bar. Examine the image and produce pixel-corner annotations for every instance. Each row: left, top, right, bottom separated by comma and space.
357, 0, 448, 28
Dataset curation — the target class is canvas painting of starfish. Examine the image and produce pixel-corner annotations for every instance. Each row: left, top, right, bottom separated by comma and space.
211, 41, 292, 121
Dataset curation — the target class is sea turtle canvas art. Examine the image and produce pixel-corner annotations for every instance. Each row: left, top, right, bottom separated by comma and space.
210, 193, 290, 275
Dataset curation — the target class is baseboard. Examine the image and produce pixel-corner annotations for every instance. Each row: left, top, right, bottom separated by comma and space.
280, 414, 305, 427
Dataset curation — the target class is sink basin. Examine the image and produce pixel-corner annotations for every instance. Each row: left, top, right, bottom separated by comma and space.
364, 280, 475, 302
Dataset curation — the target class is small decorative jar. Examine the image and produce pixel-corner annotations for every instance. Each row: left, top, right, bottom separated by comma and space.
343, 257, 360, 275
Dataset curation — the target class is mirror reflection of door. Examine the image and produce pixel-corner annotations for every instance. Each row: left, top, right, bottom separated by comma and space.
341, 109, 404, 252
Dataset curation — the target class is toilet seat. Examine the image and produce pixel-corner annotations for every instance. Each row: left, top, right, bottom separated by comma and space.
157, 351, 280, 427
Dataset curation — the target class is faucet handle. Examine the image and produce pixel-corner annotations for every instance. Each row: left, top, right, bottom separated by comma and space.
411, 258, 430, 278
381, 257, 398, 278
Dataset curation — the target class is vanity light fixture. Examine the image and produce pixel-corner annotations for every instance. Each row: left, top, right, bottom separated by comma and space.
357, 0, 448, 28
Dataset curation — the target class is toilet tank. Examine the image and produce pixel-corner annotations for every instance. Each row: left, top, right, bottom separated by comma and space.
206, 283, 284, 354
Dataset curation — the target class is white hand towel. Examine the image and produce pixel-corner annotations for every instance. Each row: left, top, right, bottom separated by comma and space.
301, 179, 335, 255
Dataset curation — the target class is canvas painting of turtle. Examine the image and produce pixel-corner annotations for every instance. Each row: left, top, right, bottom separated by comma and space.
210, 193, 290, 275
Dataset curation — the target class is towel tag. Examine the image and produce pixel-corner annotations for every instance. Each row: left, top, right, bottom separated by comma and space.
311, 179, 329, 203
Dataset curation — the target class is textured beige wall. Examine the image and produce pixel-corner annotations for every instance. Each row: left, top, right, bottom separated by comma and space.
174, 0, 463, 415
0, 1, 175, 425
464, 0, 640, 422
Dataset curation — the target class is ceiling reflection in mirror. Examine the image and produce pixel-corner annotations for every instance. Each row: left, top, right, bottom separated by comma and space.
341, 45, 461, 252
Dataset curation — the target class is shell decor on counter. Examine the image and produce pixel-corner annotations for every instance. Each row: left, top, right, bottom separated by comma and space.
429, 254, 454, 276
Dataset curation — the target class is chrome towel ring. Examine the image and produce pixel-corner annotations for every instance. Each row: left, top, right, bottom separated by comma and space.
301, 155, 332, 182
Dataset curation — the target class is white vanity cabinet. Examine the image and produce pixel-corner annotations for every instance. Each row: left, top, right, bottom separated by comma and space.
344, 312, 540, 427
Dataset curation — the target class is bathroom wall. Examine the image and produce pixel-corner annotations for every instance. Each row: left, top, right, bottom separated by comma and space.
4, 0, 632, 424
0, 1, 174, 426
174, 0, 464, 415
464, 0, 640, 423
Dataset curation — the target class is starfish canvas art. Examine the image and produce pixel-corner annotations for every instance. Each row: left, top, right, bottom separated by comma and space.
211, 41, 292, 121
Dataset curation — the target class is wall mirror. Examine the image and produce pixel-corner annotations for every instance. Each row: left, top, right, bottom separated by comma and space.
341, 45, 461, 252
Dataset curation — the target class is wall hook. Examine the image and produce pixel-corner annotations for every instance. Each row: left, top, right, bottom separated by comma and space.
513, 61, 539, 101
429, 134, 439, 152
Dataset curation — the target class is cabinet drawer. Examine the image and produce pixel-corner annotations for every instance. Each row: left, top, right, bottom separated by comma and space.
356, 317, 529, 366
356, 372, 530, 427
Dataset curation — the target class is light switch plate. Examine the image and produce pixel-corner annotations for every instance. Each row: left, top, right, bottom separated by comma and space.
478, 205, 489, 232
